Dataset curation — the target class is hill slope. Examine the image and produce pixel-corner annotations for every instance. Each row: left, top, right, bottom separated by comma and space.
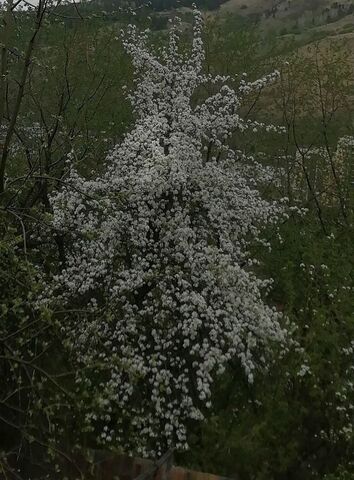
219, 0, 354, 31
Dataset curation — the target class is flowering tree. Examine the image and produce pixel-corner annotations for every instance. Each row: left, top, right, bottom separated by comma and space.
48, 11, 285, 455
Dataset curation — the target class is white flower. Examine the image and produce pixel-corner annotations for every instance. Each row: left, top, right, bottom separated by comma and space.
46, 10, 286, 455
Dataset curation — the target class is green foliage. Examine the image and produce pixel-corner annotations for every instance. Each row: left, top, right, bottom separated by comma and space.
1, 4, 354, 478
0, 219, 54, 475
0, 215, 87, 478
180, 219, 354, 479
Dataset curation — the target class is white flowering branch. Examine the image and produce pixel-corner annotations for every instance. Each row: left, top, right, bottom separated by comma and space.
47, 10, 286, 456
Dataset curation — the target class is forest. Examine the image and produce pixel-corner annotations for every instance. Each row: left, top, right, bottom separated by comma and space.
0, 0, 353, 479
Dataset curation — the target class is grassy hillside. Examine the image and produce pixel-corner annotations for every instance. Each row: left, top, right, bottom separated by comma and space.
219, 0, 354, 35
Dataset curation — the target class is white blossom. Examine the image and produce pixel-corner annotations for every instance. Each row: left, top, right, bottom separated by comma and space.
46, 10, 286, 455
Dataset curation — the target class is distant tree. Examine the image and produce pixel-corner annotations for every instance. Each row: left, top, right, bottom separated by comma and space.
274, 42, 353, 230
47, 11, 286, 455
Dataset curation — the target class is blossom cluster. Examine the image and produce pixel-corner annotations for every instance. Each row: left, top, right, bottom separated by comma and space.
48, 10, 285, 455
